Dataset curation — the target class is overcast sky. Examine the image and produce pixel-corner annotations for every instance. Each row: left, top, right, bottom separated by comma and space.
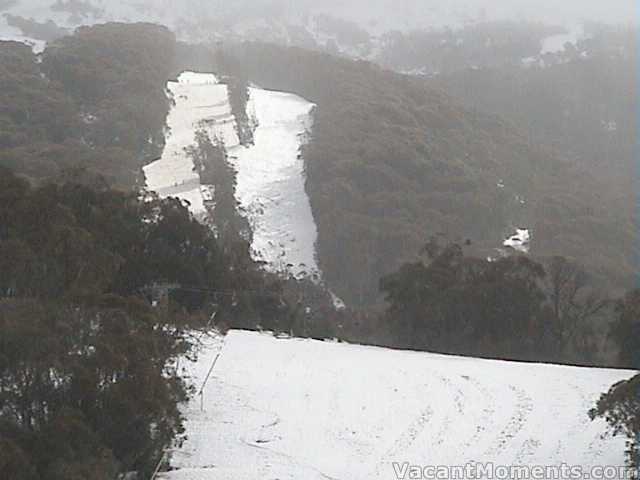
458, 0, 634, 23
2, 0, 636, 36
298, 0, 636, 30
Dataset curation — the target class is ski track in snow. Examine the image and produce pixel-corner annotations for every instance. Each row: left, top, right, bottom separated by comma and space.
143, 72, 228, 216
229, 87, 320, 279
160, 331, 635, 480
144, 72, 320, 280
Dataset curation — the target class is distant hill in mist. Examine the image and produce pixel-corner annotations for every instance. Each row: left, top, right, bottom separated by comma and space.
1, 0, 634, 42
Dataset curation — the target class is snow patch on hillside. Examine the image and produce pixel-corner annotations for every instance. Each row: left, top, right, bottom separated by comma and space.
143, 72, 230, 216
227, 88, 320, 279
145, 71, 322, 281
504, 228, 531, 253
160, 330, 634, 480
541, 24, 585, 54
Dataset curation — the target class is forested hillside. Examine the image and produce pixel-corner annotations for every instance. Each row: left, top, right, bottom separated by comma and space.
0, 22, 174, 187
219, 42, 633, 306
376, 21, 560, 74
0, 168, 200, 479
433, 25, 635, 219
378, 237, 617, 364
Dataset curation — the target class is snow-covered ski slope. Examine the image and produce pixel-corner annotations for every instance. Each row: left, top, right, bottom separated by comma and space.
143, 72, 230, 216
161, 331, 635, 480
145, 72, 320, 278
231, 88, 319, 278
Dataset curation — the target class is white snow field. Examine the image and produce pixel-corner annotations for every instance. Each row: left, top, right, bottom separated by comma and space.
541, 24, 586, 55
160, 330, 635, 480
228, 88, 320, 279
504, 228, 531, 254
143, 72, 233, 216
145, 71, 321, 279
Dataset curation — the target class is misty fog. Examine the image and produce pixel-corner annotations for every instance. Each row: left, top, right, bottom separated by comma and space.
1, 0, 639, 478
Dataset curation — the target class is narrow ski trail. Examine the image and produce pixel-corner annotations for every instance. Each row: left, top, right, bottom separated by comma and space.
145, 71, 322, 281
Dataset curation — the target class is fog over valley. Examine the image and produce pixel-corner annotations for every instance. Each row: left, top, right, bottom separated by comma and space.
0, 0, 636, 44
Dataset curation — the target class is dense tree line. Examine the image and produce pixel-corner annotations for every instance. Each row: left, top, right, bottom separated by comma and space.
589, 290, 640, 470
590, 375, 640, 471
0, 168, 208, 479
0, 40, 78, 177
42, 22, 176, 184
435, 24, 635, 186
0, 23, 176, 187
376, 21, 560, 74
379, 238, 611, 365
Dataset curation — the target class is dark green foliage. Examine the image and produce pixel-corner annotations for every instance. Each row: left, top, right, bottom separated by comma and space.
609, 290, 640, 370
0, 23, 176, 187
590, 375, 640, 470
0, 168, 225, 478
0, 41, 77, 148
0, 297, 189, 478
381, 240, 550, 360
188, 130, 252, 239
590, 288, 640, 470
377, 21, 559, 74
0, 168, 219, 302
380, 239, 614, 364
42, 23, 175, 166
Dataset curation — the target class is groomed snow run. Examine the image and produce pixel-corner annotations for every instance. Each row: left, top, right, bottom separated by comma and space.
228, 88, 320, 279
160, 330, 635, 480
145, 72, 321, 280
143, 72, 233, 216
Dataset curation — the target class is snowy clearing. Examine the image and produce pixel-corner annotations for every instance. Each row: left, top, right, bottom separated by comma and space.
143, 72, 230, 216
161, 330, 634, 480
145, 71, 322, 280
227, 88, 320, 279
541, 24, 586, 55
504, 228, 531, 254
